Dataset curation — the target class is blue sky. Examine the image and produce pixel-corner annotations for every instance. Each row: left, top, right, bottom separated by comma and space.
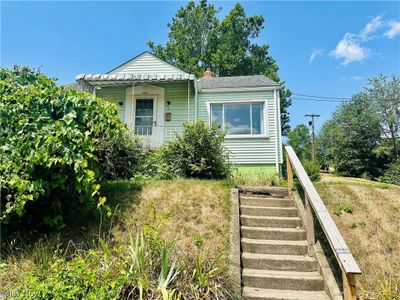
1, 1, 399, 131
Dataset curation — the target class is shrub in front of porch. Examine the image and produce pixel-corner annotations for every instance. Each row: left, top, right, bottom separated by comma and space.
97, 132, 143, 180
160, 120, 232, 179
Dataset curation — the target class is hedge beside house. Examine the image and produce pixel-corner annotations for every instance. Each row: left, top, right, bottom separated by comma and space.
0, 66, 129, 230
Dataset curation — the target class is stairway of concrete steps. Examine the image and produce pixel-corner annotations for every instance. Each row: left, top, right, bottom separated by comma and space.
239, 187, 330, 300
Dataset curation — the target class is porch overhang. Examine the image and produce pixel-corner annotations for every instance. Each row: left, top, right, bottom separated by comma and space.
75, 73, 196, 92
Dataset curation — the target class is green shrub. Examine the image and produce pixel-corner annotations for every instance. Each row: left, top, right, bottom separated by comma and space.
302, 159, 321, 181
138, 149, 177, 180
161, 120, 232, 179
0, 66, 125, 230
97, 133, 143, 180
11, 251, 126, 300
378, 163, 400, 186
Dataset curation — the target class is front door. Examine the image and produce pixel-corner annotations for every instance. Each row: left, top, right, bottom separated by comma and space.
134, 98, 157, 147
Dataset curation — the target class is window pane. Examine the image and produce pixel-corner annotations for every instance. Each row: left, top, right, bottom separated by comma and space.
135, 99, 153, 135
224, 104, 251, 135
211, 104, 223, 126
252, 103, 264, 134
135, 99, 153, 116
135, 116, 152, 126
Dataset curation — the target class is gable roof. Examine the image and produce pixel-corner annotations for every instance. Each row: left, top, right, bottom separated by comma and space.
107, 51, 190, 76
198, 75, 280, 91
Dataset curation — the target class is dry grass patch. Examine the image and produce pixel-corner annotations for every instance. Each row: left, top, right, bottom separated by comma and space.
315, 176, 400, 299
110, 179, 231, 261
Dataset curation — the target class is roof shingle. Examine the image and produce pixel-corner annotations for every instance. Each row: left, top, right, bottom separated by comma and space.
198, 75, 279, 90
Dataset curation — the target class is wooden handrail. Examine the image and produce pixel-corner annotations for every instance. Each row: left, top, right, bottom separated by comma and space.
285, 146, 361, 300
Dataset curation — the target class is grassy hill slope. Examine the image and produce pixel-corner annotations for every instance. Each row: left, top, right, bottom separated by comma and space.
315, 175, 400, 299
0, 179, 235, 299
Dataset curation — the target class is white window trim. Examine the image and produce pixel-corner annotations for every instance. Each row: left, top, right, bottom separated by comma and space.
207, 100, 269, 139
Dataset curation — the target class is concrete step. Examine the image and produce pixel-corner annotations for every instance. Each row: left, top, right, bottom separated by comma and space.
241, 226, 306, 241
242, 287, 330, 300
241, 238, 308, 255
240, 205, 299, 217
242, 269, 325, 291
241, 253, 318, 272
238, 186, 289, 198
241, 196, 295, 208
241, 215, 302, 228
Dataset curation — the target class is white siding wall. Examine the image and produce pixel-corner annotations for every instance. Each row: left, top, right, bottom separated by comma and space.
108, 52, 188, 76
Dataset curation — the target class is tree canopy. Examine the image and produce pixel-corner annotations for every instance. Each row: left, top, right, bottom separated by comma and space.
147, 0, 292, 135
287, 124, 312, 161
366, 75, 400, 161
317, 75, 400, 179
318, 93, 381, 177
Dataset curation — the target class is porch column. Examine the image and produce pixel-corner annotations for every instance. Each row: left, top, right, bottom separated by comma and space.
124, 83, 135, 133
187, 79, 190, 122
274, 89, 280, 177
131, 82, 135, 130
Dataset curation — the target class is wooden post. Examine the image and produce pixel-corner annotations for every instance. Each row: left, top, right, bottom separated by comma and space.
343, 270, 356, 300
305, 194, 315, 256
286, 155, 294, 191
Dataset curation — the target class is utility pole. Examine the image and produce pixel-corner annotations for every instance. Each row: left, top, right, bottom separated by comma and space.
305, 114, 320, 161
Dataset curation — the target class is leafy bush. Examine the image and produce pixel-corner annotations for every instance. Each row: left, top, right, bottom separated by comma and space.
302, 159, 321, 181
0, 66, 126, 230
160, 120, 232, 179
11, 250, 127, 300
137, 149, 177, 180
378, 163, 400, 186
97, 133, 143, 180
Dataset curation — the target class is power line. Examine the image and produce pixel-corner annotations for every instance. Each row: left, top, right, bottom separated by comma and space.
291, 97, 344, 103
292, 93, 351, 100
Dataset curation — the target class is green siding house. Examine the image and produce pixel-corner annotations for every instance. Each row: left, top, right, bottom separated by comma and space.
76, 52, 283, 175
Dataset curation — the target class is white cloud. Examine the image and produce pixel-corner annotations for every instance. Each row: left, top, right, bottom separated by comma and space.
309, 48, 324, 63
330, 33, 370, 65
360, 15, 384, 41
352, 75, 364, 81
384, 20, 400, 38
330, 15, 400, 66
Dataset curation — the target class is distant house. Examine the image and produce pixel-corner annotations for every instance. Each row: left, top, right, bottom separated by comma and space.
76, 51, 283, 175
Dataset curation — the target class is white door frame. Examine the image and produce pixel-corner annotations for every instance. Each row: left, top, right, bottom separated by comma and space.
126, 84, 165, 148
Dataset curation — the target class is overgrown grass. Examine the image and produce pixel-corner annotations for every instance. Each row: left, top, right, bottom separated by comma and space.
0, 179, 237, 299
315, 175, 400, 299
232, 171, 286, 187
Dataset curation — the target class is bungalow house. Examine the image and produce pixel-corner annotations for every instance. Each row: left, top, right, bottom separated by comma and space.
76, 51, 283, 175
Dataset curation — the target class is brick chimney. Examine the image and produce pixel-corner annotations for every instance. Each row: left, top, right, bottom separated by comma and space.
202, 70, 213, 78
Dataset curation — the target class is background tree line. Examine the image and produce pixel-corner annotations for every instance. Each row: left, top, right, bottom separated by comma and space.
288, 75, 400, 185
